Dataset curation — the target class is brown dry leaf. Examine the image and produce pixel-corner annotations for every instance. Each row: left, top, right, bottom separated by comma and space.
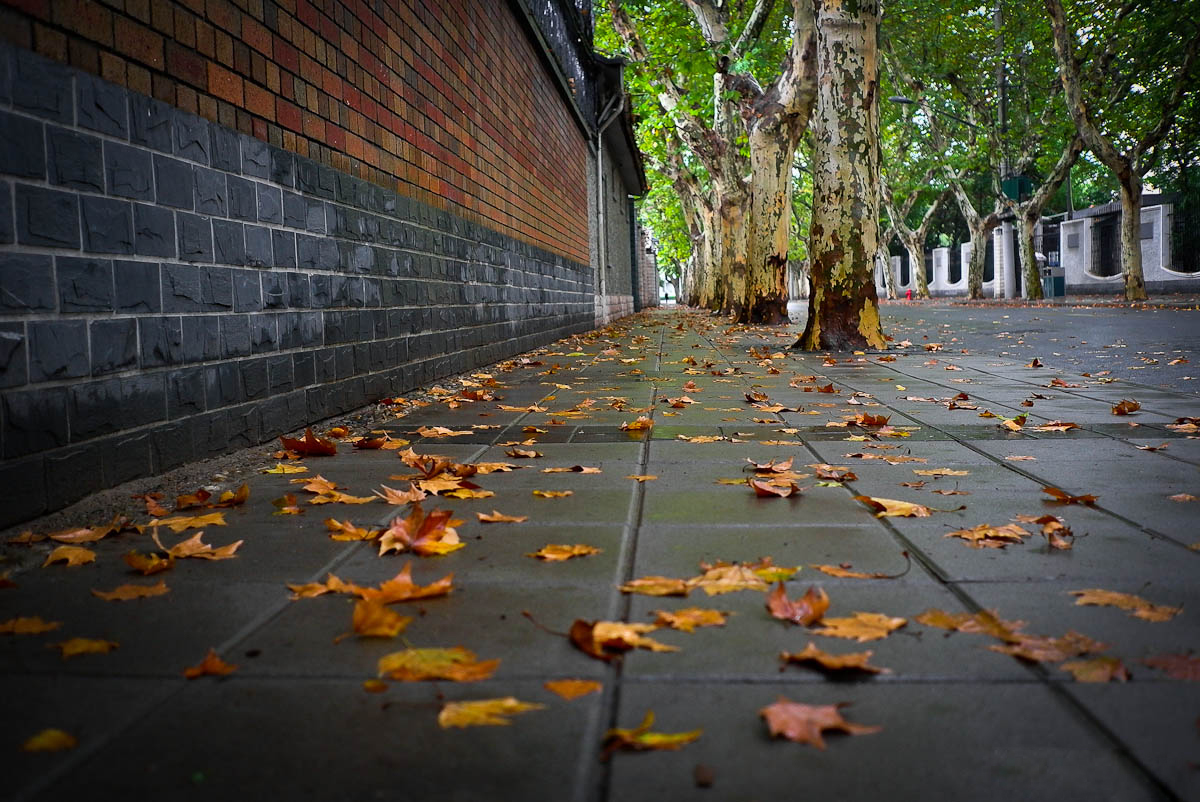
214, 484, 250, 508
324, 518, 379, 541
989, 631, 1108, 663
620, 416, 654, 431
1004, 455, 1037, 462
378, 503, 463, 557
813, 612, 907, 642
760, 699, 880, 749
626, 474, 658, 482
438, 697, 545, 728
52, 637, 119, 659
123, 551, 173, 575
42, 545, 96, 568
155, 531, 242, 561
149, 512, 227, 533
945, 523, 1031, 549
532, 489, 573, 498
653, 608, 729, 633
620, 576, 692, 596
1061, 656, 1130, 683
915, 608, 1026, 641
1068, 589, 1181, 622
271, 494, 304, 515
1142, 654, 1200, 680
749, 478, 802, 498
810, 553, 911, 580
374, 484, 427, 505
184, 648, 238, 678
913, 468, 970, 477
506, 447, 544, 459
691, 564, 770, 596
413, 475, 469, 496
603, 711, 701, 758
812, 465, 858, 482
91, 580, 169, 602
174, 488, 212, 509
472, 462, 520, 474
931, 489, 970, 496
415, 426, 474, 438
477, 510, 528, 523
541, 465, 602, 474
357, 562, 454, 604
262, 462, 308, 474
21, 728, 77, 752
527, 544, 601, 561
378, 647, 499, 682
780, 643, 890, 674
748, 456, 794, 473
279, 427, 337, 456
46, 527, 103, 544
544, 679, 603, 700
571, 620, 678, 660
1033, 421, 1081, 432
1042, 486, 1099, 505
1111, 399, 1141, 415
8, 531, 47, 545
766, 583, 829, 626
854, 496, 934, 518
0, 616, 62, 635
336, 600, 412, 642
1168, 493, 1197, 502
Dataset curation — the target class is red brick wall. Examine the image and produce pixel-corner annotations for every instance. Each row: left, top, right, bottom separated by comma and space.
0, 0, 590, 263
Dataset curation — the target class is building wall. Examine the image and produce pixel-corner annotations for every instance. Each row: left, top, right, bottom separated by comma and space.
595, 142, 634, 323
636, 228, 658, 310
0, 0, 590, 264
0, 0, 597, 529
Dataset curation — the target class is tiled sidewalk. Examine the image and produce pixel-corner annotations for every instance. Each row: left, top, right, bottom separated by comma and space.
3, 307, 1198, 801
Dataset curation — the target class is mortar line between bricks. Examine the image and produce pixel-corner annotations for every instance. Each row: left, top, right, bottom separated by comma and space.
788, 352, 1183, 800
586, 318, 662, 802
830, 365, 1200, 552
13, 538, 371, 802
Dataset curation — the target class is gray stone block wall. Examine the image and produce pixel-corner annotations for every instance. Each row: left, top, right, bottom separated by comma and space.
0, 44, 596, 528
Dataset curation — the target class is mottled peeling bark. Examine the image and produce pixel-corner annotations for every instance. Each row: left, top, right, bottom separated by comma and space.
796, 0, 885, 350
1118, 176, 1146, 300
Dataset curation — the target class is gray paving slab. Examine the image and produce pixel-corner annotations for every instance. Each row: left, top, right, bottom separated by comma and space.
6, 306, 1199, 801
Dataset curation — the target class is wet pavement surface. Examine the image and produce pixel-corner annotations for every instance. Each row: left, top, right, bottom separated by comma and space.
3, 305, 1198, 801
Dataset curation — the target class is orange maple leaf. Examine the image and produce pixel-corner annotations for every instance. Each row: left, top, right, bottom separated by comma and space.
184, 648, 237, 678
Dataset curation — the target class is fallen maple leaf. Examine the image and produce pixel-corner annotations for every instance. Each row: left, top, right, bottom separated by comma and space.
1111, 399, 1141, 415
653, 608, 729, 633
945, 523, 1030, 549
989, 631, 1108, 663
1068, 589, 1181, 622
0, 616, 62, 635
749, 477, 802, 498
506, 447, 543, 459
603, 711, 701, 758
438, 697, 545, 728
415, 426, 474, 438
22, 728, 77, 752
336, 599, 412, 642
374, 483, 427, 505
42, 545, 96, 568
1061, 656, 1130, 683
526, 544, 601, 562
1142, 654, 1200, 680
279, 427, 337, 456
262, 462, 307, 474
122, 551, 173, 575
324, 518, 379, 541
184, 648, 237, 678
149, 512, 227, 533
154, 531, 242, 561
691, 564, 771, 595
620, 416, 654, 431
626, 474, 658, 482
810, 553, 911, 580
570, 620, 678, 661
477, 510, 528, 523
544, 679, 603, 700
620, 576, 692, 596
766, 583, 829, 626
532, 489, 572, 498
271, 493, 305, 515
913, 468, 970, 477
1004, 455, 1037, 462
854, 496, 935, 518
812, 612, 907, 642
915, 609, 1026, 641
356, 563, 454, 604
1042, 486, 1098, 505
51, 637, 119, 659
377, 647, 499, 681
812, 464, 858, 482
542, 465, 601, 474
1168, 493, 1197, 502
378, 503, 463, 557
1033, 421, 1081, 432
760, 699, 880, 749
91, 580, 169, 601
46, 527, 103, 544
780, 643, 890, 675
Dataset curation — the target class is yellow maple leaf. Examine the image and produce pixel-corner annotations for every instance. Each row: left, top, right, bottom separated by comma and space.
0, 616, 62, 635
476, 510, 528, 523
544, 679, 603, 700
261, 462, 307, 474
438, 697, 545, 728
377, 647, 499, 682
51, 637, 119, 659
22, 728, 77, 752
527, 544, 601, 561
149, 512, 227, 533
1069, 589, 1181, 622
653, 607, 729, 633
42, 545, 96, 568
91, 580, 169, 601
813, 612, 907, 642
603, 711, 701, 757
532, 489, 572, 498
